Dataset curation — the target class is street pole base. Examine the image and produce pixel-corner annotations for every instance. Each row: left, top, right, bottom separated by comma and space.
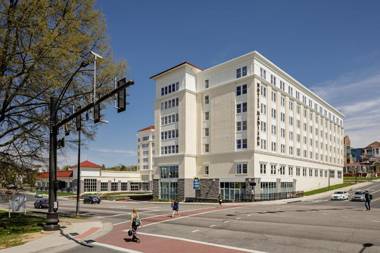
44, 212, 60, 231
43, 224, 60, 231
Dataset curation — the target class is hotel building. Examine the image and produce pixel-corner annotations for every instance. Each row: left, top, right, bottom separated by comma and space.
151, 51, 344, 201
137, 125, 155, 190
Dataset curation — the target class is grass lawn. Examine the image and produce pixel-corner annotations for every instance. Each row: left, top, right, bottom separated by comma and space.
344, 176, 378, 183
36, 191, 75, 197
304, 182, 355, 196
0, 210, 44, 249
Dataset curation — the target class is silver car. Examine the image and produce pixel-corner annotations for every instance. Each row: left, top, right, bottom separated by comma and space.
351, 191, 366, 202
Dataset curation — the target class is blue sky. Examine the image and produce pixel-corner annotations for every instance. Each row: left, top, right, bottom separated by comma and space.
59, 0, 380, 167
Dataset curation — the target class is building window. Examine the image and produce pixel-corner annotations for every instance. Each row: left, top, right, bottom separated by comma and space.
205, 95, 209, 104
289, 166, 293, 176
101, 182, 108, 191
261, 85, 267, 97
205, 79, 209, 89
205, 128, 209, 137
84, 179, 97, 192
236, 121, 247, 131
260, 163, 267, 174
205, 111, 209, 120
205, 165, 209, 175
260, 68, 266, 79
270, 164, 277, 174
270, 74, 276, 85
236, 102, 247, 113
296, 167, 301, 176
279, 165, 285, 175
260, 103, 267, 115
236, 163, 248, 174
130, 183, 139, 191
271, 91, 276, 102
111, 182, 118, 191
160, 165, 179, 178
271, 142, 277, 151
236, 84, 247, 96
260, 139, 267, 149
237, 139, 247, 149
205, 144, 209, 153
302, 168, 307, 176
271, 108, 276, 119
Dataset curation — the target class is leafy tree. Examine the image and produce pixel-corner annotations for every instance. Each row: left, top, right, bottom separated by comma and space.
0, 0, 126, 168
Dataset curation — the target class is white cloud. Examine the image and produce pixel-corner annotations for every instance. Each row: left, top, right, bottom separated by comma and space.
311, 69, 380, 148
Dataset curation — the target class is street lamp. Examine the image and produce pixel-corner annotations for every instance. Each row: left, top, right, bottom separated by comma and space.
90, 51, 103, 104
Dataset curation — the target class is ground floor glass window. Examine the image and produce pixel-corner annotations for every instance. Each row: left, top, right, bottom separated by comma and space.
160, 181, 177, 200
219, 182, 246, 201
84, 179, 97, 192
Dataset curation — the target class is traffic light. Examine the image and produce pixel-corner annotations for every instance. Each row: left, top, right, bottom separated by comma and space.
117, 78, 127, 112
76, 106, 81, 131
57, 138, 65, 149
64, 123, 70, 136
94, 103, 101, 123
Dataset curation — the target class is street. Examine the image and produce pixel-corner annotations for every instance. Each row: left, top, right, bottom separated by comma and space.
44, 181, 380, 253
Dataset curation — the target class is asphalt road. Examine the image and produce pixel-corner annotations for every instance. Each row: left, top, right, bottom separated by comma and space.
2, 181, 379, 253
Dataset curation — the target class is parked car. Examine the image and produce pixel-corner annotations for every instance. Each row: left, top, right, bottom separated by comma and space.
34, 198, 49, 209
331, 191, 349, 200
83, 195, 101, 204
351, 191, 366, 202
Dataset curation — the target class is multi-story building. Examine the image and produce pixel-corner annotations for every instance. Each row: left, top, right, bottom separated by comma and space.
137, 125, 155, 190
151, 51, 344, 201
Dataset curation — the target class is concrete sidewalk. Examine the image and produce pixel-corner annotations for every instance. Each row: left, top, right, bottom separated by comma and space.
0, 220, 112, 253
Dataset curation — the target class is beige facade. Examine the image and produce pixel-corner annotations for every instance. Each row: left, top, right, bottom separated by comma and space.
137, 125, 155, 189
151, 52, 344, 201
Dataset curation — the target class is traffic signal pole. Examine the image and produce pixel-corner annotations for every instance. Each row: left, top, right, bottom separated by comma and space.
44, 97, 60, 231
43, 78, 133, 230
75, 128, 81, 217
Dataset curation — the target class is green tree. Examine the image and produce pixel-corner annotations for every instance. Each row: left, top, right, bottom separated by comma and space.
0, 0, 126, 168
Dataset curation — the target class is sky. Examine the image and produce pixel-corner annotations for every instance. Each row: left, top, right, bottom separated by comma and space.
59, 0, 380, 167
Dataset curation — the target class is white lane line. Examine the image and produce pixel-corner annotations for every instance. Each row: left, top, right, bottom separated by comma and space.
138, 232, 266, 253
247, 214, 252, 217
209, 224, 216, 228
114, 207, 215, 226
141, 206, 242, 228
224, 220, 231, 223
192, 229, 200, 233
373, 220, 380, 223
93, 242, 143, 253
236, 217, 241, 220
113, 213, 166, 226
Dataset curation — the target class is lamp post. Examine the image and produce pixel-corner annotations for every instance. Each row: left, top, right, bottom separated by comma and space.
91, 51, 103, 103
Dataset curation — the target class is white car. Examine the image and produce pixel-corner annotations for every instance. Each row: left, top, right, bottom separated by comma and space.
331, 191, 349, 200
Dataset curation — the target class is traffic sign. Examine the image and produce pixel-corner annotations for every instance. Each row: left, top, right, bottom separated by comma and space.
193, 178, 200, 190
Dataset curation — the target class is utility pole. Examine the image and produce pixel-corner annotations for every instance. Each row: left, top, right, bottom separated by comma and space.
75, 106, 81, 217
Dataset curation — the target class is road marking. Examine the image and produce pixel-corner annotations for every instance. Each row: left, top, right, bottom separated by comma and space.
113, 213, 171, 226
209, 224, 216, 228
138, 232, 267, 253
247, 214, 252, 217
373, 220, 380, 223
93, 242, 143, 253
224, 220, 231, 223
236, 217, 241, 220
192, 229, 200, 233
141, 206, 242, 228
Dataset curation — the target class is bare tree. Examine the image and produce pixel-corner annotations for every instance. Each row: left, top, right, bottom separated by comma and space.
0, 0, 126, 168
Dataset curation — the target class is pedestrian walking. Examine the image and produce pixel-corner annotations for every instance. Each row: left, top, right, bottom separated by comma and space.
364, 191, 371, 211
128, 208, 141, 242
171, 200, 179, 217
218, 194, 223, 207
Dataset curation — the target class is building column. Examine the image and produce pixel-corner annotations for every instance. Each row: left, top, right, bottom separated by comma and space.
118, 180, 121, 191
96, 180, 101, 193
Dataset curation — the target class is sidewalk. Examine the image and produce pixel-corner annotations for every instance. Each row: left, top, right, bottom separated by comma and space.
0, 220, 112, 253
